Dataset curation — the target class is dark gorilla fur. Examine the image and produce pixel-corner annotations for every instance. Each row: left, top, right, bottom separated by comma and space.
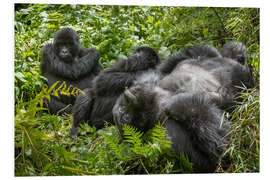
113, 73, 231, 173
40, 27, 103, 114
70, 46, 160, 139
220, 41, 247, 64
158, 45, 221, 75
113, 43, 253, 172
158, 43, 253, 109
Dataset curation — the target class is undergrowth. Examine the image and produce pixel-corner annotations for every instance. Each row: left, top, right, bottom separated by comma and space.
14, 4, 260, 175
225, 87, 260, 173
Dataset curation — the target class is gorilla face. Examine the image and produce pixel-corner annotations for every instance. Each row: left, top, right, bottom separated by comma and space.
53, 28, 80, 62
113, 84, 166, 134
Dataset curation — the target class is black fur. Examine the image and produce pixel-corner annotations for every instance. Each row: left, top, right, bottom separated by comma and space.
158, 44, 254, 109
40, 27, 103, 114
70, 47, 160, 139
113, 77, 231, 173
113, 43, 253, 172
158, 45, 221, 75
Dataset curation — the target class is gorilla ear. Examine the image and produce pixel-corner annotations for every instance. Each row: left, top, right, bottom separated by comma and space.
75, 35, 79, 42
124, 89, 138, 106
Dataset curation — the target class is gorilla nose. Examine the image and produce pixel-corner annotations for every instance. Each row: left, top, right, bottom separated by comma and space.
62, 49, 68, 54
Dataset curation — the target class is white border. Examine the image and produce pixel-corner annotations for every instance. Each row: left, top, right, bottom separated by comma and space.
1, 0, 268, 180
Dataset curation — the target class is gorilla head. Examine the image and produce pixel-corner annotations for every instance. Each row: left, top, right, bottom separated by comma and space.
53, 28, 80, 62
113, 83, 164, 133
220, 41, 247, 64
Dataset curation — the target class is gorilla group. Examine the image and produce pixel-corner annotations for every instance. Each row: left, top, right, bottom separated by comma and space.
40, 28, 103, 114
41, 28, 254, 173
113, 42, 253, 172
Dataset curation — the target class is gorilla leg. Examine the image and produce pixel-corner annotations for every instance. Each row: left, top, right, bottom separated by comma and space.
70, 88, 94, 139
70, 94, 117, 139
44, 96, 73, 115
163, 93, 231, 164
88, 96, 119, 128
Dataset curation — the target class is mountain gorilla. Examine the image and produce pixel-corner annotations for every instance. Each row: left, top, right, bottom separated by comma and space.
40, 28, 103, 114
113, 42, 253, 172
158, 42, 253, 109
70, 47, 160, 139
113, 80, 231, 173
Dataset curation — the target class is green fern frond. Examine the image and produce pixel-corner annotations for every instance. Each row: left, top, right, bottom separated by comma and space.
122, 124, 146, 155
44, 81, 84, 102
150, 123, 172, 150
122, 124, 143, 145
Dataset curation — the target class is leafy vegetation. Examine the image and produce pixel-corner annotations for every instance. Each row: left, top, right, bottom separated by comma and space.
14, 4, 260, 175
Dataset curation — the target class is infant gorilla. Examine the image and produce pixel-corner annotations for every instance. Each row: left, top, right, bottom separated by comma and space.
113, 42, 253, 172
40, 28, 103, 114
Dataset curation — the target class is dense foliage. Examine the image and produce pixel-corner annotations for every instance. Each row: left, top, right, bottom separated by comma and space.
14, 4, 260, 175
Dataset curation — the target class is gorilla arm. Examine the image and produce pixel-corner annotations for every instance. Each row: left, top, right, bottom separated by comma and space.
72, 47, 102, 79
41, 44, 100, 80
93, 70, 136, 96
70, 88, 94, 139
92, 46, 160, 96
158, 45, 221, 75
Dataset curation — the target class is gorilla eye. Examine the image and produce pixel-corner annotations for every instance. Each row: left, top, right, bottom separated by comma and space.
67, 42, 74, 46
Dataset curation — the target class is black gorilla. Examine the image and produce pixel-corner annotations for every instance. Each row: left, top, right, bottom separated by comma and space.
113, 43, 253, 172
70, 47, 160, 139
40, 28, 103, 114
113, 80, 231, 173
158, 43, 253, 109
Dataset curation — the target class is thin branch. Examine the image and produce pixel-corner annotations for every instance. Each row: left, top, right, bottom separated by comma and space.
63, 166, 99, 175
140, 158, 149, 175
212, 7, 226, 31
15, 152, 22, 161
23, 127, 52, 162
22, 131, 25, 164
161, 116, 169, 127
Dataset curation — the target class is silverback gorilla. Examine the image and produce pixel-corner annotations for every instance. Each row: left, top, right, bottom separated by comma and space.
158, 42, 253, 109
40, 28, 103, 114
113, 42, 254, 172
70, 46, 160, 139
